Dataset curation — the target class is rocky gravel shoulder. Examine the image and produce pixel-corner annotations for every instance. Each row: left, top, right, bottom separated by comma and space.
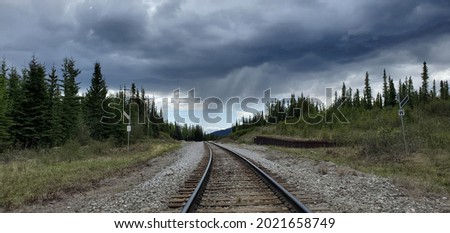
16, 142, 204, 213
219, 143, 449, 213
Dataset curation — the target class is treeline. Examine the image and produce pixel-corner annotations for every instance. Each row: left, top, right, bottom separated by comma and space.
233, 61, 449, 131
334, 62, 449, 110
0, 56, 209, 152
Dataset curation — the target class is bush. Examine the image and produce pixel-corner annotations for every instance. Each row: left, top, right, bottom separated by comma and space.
58, 140, 83, 162
423, 100, 450, 117
358, 127, 406, 158
86, 140, 110, 156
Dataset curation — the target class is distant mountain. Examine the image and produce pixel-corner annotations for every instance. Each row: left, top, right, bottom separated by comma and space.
210, 127, 232, 137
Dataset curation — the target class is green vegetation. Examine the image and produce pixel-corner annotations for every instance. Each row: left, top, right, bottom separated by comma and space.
231, 62, 450, 196
0, 55, 211, 153
83, 62, 109, 141
274, 146, 449, 196
0, 138, 180, 210
0, 55, 211, 210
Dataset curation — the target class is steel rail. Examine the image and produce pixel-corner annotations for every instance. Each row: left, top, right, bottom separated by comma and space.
210, 142, 311, 213
180, 142, 213, 213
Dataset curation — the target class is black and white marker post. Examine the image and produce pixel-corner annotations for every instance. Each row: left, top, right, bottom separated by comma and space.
123, 87, 131, 152
397, 94, 409, 154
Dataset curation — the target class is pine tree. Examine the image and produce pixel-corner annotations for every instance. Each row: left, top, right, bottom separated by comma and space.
431, 79, 436, 100
172, 122, 182, 140
17, 56, 50, 148
407, 77, 417, 108
353, 89, 361, 108
139, 87, 146, 126
125, 83, 143, 142
388, 76, 397, 107
440, 80, 449, 100
399, 79, 407, 101
131, 83, 137, 99
382, 69, 388, 107
363, 72, 372, 109
334, 91, 338, 106
47, 65, 64, 146
83, 62, 109, 140
374, 93, 383, 109
193, 125, 203, 141
148, 98, 160, 137
0, 60, 11, 148
341, 82, 346, 106
108, 90, 127, 144
61, 58, 81, 141
287, 94, 296, 118
6, 67, 22, 146
346, 87, 353, 107
279, 99, 286, 121
420, 61, 429, 103
445, 81, 448, 100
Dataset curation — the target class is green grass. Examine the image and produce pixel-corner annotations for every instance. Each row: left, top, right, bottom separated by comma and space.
0, 139, 180, 210
273, 146, 450, 196
230, 101, 450, 197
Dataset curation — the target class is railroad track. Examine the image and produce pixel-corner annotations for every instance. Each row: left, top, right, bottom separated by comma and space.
169, 142, 312, 213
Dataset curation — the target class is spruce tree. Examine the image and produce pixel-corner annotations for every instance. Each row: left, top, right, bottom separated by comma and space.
407, 77, 417, 107
446, 81, 450, 100
353, 89, 361, 108
388, 76, 397, 107
83, 62, 109, 140
108, 90, 127, 144
341, 82, 346, 105
399, 79, 407, 101
346, 87, 353, 107
61, 58, 81, 141
139, 87, 146, 126
440, 80, 449, 100
47, 65, 64, 146
148, 98, 161, 138
363, 72, 372, 109
127, 83, 142, 142
172, 122, 182, 140
431, 79, 436, 100
382, 69, 388, 107
374, 93, 383, 109
420, 61, 429, 103
6, 67, 22, 146
17, 56, 50, 148
287, 94, 296, 118
334, 91, 338, 106
0, 60, 11, 148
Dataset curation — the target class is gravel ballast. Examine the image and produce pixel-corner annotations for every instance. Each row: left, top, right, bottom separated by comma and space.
218, 143, 449, 213
13, 141, 449, 213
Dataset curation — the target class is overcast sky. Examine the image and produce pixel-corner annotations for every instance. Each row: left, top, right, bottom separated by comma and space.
1, 0, 450, 130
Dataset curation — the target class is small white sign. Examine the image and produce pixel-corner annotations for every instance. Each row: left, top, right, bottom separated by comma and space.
127, 125, 131, 132
398, 110, 405, 116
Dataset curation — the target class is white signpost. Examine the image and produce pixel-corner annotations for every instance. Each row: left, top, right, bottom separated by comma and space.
127, 124, 131, 152
397, 94, 409, 154
123, 88, 131, 152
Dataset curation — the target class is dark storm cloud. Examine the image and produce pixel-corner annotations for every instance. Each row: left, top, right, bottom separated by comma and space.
73, 1, 149, 48
1, 0, 450, 99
